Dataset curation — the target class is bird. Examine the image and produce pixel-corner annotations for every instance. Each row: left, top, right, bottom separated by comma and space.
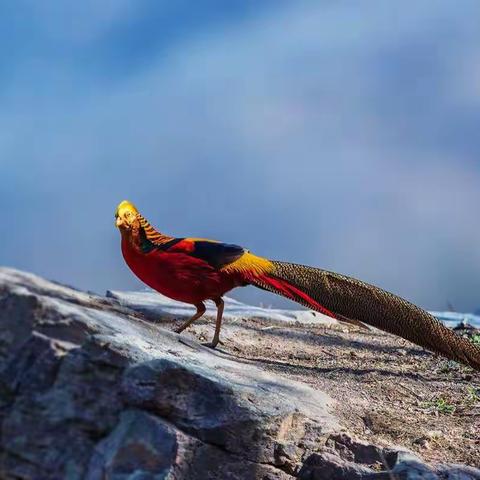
115, 200, 480, 371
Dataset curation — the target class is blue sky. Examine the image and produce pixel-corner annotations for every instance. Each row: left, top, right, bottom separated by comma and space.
1, 1, 480, 311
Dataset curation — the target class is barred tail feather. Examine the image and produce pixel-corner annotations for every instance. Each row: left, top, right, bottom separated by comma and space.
250, 260, 480, 371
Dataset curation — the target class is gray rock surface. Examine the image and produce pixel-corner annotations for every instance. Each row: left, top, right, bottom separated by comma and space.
0, 267, 478, 479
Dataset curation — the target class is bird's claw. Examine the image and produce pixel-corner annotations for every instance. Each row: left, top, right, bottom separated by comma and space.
202, 341, 219, 349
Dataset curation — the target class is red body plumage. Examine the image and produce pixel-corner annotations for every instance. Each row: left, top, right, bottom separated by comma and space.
121, 237, 242, 305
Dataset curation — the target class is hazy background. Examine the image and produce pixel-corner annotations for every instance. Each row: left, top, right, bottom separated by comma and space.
1, 1, 479, 312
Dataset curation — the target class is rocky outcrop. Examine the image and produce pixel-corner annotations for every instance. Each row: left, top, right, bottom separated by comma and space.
0, 267, 479, 479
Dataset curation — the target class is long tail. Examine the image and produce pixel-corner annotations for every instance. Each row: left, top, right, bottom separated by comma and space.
249, 260, 480, 371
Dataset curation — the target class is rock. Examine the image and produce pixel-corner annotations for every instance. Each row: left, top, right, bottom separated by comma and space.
299, 441, 439, 480
0, 267, 479, 479
300, 437, 480, 480
0, 268, 334, 479
326, 433, 386, 464
86, 409, 200, 480
298, 450, 374, 479
435, 464, 480, 480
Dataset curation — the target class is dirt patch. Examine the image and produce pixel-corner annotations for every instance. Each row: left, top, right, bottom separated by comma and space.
165, 314, 480, 467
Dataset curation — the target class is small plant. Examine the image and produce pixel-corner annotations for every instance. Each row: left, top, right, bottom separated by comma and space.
438, 361, 458, 373
422, 397, 456, 415
435, 398, 456, 414
465, 385, 480, 404
471, 334, 480, 346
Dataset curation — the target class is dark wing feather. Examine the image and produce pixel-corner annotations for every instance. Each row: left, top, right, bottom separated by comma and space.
189, 241, 246, 269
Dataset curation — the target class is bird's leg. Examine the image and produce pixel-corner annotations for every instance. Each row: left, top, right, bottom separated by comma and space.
174, 303, 206, 334
203, 298, 224, 349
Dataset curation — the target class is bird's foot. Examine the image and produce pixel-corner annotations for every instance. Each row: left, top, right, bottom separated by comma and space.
202, 340, 219, 349
174, 326, 185, 334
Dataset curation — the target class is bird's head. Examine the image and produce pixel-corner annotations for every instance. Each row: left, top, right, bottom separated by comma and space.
115, 200, 140, 232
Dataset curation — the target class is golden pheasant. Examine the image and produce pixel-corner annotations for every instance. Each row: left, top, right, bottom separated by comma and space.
115, 200, 480, 371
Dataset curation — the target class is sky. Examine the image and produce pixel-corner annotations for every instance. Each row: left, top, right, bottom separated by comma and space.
1, 0, 480, 312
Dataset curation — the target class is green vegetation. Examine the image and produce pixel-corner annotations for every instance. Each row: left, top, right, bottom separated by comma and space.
422, 386, 479, 417
422, 398, 456, 415
465, 385, 479, 404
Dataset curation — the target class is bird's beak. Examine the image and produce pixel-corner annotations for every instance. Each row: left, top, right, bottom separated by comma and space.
115, 217, 123, 228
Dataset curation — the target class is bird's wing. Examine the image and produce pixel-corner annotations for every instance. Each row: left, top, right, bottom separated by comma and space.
164, 238, 247, 270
